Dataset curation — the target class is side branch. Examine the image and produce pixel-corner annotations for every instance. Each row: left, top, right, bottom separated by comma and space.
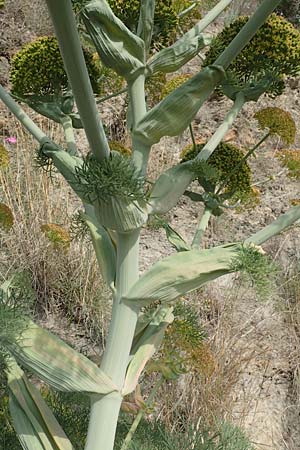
0, 85, 48, 144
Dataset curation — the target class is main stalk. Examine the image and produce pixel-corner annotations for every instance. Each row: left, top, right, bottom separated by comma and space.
85, 230, 141, 450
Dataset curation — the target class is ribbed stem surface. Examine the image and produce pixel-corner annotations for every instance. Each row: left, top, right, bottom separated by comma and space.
45, 0, 110, 162
85, 230, 140, 450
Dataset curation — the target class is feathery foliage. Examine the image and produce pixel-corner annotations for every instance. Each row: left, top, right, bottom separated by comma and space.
75, 151, 145, 204
230, 244, 278, 298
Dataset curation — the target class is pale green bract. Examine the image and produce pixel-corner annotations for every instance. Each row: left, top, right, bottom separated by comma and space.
123, 306, 174, 395
123, 244, 239, 307
147, 33, 212, 76
148, 162, 194, 214
7, 359, 73, 450
94, 197, 148, 232
8, 322, 118, 395
84, 210, 116, 290
82, 0, 145, 80
133, 66, 225, 145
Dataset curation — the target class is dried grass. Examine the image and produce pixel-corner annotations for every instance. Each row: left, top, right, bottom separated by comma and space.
0, 110, 111, 348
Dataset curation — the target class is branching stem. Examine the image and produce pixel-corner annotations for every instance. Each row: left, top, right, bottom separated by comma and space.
96, 87, 128, 104
192, 208, 212, 248
121, 376, 165, 450
0, 85, 48, 144
189, 124, 197, 152
60, 115, 78, 156
196, 92, 245, 162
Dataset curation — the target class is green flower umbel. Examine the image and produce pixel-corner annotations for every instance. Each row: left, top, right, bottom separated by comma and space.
204, 14, 300, 97
10, 36, 101, 97
181, 141, 252, 199
255, 107, 296, 145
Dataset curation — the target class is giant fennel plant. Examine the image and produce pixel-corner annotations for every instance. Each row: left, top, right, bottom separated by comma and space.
1, 1, 300, 450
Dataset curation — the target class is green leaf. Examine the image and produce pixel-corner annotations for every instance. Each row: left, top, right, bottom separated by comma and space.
123, 306, 174, 395
82, 0, 145, 80
137, 0, 155, 56
163, 224, 191, 252
84, 209, 116, 289
7, 321, 118, 395
148, 162, 194, 214
123, 244, 239, 307
133, 65, 225, 145
147, 32, 212, 75
8, 359, 73, 450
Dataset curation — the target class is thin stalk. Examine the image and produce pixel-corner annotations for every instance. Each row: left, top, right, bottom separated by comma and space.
192, 208, 212, 248
96, 87, 128, 104
60, 115, 78, 156
0, 87, 84, 193
178, 2, 198, 18
0, 85, 48, 144
245, 205, 300, 245
185, 0, 234, 37
216, 131, 270, 195
130, 74, 150, 175
85, 230, 141, 450
45, 0, 110, 162
121, 376, 165, 450
196, 92, 245, 162
215, 0, 282, 70
189, 124, 197, 152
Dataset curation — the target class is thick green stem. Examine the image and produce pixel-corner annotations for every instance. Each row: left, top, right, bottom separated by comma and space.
192, 208, 212, 248
85, 230, 141, 450
216, 0, 282, 69
45, 0, 110, 162
0, 85, 48, 144
196, 92, 245, 162
137, 0, 155, 57
60, 115, 78, 156
128, 75, 147, 128
120, 376, 164, 450
216, 132, 270, 195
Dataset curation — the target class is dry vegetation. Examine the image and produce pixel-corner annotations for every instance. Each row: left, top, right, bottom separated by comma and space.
1, 1, 300, 449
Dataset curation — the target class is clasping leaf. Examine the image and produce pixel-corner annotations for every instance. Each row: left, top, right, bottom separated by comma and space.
123, 244, 239, 307
133, 65, 225, 146
8, 321, 118, 395
123, 306, 174, 395
82, 0, 145, 80
7, 359, 73, 450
